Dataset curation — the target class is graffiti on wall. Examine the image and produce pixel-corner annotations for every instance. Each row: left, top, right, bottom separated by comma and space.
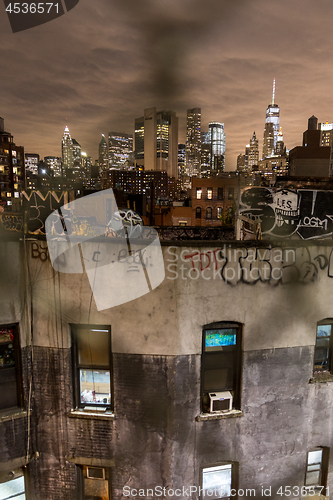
22, 190, 69, 235
0, 213, 23, 232
166, 244, 333, 286
240, 187, 333, 239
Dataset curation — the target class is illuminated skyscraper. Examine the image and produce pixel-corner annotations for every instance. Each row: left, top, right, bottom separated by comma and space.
108, 132, 133, 169
72, 138, 81, 165
44, 156, 62, 177
186, 108, 201, 177
248, 131, 259, 169
262, 122, 274, 159
25, 153, 40, 175
209, 122, 225, 174
61, 126, 73, 171
200, 131, 211, 177
264, 79, 280, 149
99, 134, 108, 172
134, 107, 178, 178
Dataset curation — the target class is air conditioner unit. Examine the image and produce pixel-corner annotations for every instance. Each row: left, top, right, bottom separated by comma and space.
87, 467, 105, 480
209, 391, 233, 412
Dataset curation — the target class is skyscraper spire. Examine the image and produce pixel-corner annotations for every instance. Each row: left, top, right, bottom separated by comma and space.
271, 78, 276, 105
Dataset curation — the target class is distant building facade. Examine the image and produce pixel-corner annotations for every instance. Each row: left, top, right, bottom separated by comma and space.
134, 107, 178, 178
0, 117, 25, 208
186, 108, 201, 177
289, 116, 331, 177
209, 122, 225, 174
25, 153, 40, 175
108, 132, 133, 169
191, 176, 238, 226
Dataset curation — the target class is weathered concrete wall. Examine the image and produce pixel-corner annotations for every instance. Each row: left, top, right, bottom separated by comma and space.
2, 239, 333, 499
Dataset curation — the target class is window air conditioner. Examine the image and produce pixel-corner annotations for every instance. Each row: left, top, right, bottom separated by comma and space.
208, 391, 233, 412
87, 467, 105, 480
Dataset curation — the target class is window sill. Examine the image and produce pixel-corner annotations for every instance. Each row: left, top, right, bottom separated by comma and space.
309, 373, 333, 384
0, 408, 30, 423
195, 409, 243, 421
67, 409, 115, 421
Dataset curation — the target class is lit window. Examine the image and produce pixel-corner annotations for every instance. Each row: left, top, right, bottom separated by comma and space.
207, 188, 213, 200
217, 207, 222, 218
305, 448, 329, 492
78, 465, 111, 499
0, 324, 22, 411
196, 188, 202, 200
0, 469, 26, 499
201, 322, 242, 413
314, 320, 333, 374
201, 463, 238, 500
71, 325, 112, 410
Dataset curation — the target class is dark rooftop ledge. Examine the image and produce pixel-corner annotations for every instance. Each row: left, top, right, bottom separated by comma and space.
67, 409, 115, 420
195, 409, 243, 421
309, 373, 333, 384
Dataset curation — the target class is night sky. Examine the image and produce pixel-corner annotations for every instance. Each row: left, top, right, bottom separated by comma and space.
1, 0, 333, 170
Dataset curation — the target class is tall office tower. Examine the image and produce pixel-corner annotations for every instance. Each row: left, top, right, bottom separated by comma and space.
248, 131, 259, 169
264, 79, 280, 149
44, 156, 62, 177
262, 122, 275, 159
25, 153, 40, 175
72, 138, 81, 165
108, 132, 133, 169
186, 108, 201, 177
99, 134, 108, 172
178, 143, 186, 179
134, 107, 178, 178
200, 132, 211, 177
237, 154, 245, 171
275, 128, 285, 156
244, 144, 250, 169
209, 122, 225, 174
0, 117, 25, 205
81, 152, 93, 176
62, 126, 73, 171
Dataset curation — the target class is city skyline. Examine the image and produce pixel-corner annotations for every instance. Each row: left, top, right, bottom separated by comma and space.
1, 0, 333, 170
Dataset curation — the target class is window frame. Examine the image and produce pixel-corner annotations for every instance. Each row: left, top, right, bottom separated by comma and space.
195, 207, 202, 219
0, 323, 23, 412
217, 188, 224, 200
77, 465, 112, 500
200, 461, 239, 500
206, 207, 212, 220
304, 447, 329, 492
201, 322, 242, 413
71, 324, 113, 411
314, 319, 333, 374
0, 467, 28, 499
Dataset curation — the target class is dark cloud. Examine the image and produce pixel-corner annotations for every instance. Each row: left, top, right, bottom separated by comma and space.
1, 0, 333, 167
